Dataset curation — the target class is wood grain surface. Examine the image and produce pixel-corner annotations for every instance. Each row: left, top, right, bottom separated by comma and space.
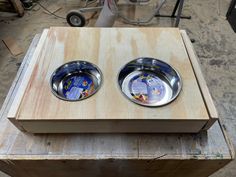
13, 27, 209, 124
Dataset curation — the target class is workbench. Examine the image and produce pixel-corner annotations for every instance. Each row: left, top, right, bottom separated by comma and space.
0, 29, 234, 177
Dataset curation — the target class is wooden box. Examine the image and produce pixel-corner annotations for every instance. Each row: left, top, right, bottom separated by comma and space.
7, 27, 218, 133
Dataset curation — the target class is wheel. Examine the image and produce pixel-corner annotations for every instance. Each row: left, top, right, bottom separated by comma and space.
66, 10, 86, 27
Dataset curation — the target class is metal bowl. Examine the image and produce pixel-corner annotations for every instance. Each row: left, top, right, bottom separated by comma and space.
50, 60, 103, 101
118, 57, 182, 107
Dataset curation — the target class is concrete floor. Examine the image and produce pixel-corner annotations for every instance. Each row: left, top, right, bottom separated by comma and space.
0, 0, 235, 176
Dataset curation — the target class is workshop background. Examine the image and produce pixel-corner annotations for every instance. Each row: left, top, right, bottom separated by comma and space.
0, 0, 235, 176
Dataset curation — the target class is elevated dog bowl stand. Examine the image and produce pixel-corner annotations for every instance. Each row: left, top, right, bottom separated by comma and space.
0, 28, 234, 176
7, 27, 220, 133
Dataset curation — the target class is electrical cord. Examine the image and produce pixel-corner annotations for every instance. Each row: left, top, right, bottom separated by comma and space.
35, 1, 66, 19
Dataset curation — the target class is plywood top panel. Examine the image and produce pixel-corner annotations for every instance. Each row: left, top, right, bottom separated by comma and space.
16, 27, 209, 121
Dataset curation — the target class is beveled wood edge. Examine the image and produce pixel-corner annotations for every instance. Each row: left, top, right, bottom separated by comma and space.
1, 34, 41, 131
7, 29, 49, 120
180, 30, 218, 129
0, 35, 40, 119
0, 154, 232, 160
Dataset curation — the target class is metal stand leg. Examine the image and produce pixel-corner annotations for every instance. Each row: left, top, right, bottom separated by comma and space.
174, 0, 184, 27
155, 0, 191, 27
171, 0, 180, 17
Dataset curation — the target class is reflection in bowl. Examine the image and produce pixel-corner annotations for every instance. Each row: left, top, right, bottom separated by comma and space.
50, 60, 103, 101
118, 57, 182, 107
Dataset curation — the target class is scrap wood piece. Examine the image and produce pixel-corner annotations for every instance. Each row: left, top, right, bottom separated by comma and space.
2, 36, 23, 56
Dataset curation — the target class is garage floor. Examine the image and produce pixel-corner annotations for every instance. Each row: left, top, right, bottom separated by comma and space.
0, 0, 235, 176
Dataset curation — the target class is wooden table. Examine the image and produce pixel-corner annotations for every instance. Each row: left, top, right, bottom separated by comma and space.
0, 29, 234, 177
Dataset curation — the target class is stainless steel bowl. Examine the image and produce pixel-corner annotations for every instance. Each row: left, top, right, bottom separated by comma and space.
118, 57, 182, 107
50, 60, 103, 101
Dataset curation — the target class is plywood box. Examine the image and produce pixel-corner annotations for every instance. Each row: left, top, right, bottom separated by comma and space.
7, 27, 218, 133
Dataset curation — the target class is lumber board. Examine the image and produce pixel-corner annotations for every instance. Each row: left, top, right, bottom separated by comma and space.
0, 33, 233, 176
0, 34, 41, 119
7, 29, 48, 120
180, 30, 218, 130
4, 35, 42, 132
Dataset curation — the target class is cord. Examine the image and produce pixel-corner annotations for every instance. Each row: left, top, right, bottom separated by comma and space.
35, 2, 66, 19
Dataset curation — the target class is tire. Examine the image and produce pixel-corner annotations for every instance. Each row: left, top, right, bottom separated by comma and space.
66, 11, 86, 27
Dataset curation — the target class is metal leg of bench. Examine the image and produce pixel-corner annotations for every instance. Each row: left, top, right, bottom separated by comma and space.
171, 0, 180, 16
155, 0, 191, 27
174, 0, 184, 27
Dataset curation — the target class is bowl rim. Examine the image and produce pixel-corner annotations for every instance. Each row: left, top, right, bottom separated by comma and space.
117, 57, 183, 107
50, 60, 103, 102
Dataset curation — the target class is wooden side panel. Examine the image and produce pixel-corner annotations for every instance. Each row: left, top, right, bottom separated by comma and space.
180, 30, 218, 130
7, 29, 49, 119
0, 159, 231, 177
20, 120, 207, 133
5, 34, 42, 132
